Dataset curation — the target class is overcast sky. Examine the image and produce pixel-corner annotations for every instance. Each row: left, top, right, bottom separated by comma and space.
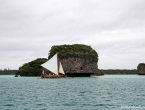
0, 0, 145, 70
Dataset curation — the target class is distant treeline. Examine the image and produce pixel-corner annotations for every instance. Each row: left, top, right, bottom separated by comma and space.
0, 69, 138, 75
0, 70, 18, 75
102, 69, 137, 74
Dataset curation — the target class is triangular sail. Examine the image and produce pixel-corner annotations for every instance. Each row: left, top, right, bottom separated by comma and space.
59, 62, 65, 74
41, 54, 58, 75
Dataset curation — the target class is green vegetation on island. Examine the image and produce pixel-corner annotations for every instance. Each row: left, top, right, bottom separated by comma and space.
16, 58, 48, 76
49, 44, 98, 59
97, 69, 104, 75
0, 69, 17, 75
103, 69, 137, 74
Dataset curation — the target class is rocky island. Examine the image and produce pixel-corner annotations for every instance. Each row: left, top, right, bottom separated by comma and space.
16, 44, 101, 77
49, 44, 98, 76
137, 63, 145, 75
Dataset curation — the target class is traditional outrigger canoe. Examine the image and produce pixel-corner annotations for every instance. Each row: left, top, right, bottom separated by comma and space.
41, 53, 67, 78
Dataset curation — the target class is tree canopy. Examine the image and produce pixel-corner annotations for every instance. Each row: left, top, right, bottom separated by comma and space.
49, 44, 98, 59
16, 58, 48, 76
103, 69, 137, 74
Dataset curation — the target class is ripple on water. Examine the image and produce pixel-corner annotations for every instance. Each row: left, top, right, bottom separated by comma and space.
0, 75, 145, 110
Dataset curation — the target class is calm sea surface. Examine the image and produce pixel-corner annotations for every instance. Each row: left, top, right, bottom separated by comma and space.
0, 75, 145, 110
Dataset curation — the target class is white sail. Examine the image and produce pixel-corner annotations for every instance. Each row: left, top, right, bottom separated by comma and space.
41, 54, 58, 75
59, 62, 65, 74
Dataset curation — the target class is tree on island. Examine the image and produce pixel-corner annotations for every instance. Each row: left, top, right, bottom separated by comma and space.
49, 44, 98, 59
16, 58, 48, 76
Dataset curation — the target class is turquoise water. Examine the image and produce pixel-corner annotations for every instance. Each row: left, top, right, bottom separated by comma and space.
0, 75, 145, 110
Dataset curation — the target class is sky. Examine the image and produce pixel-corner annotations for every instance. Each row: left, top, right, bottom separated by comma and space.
0, 0, 145, 70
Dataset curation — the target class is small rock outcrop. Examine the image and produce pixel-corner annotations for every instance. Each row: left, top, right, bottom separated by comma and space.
137, 63, 145, 75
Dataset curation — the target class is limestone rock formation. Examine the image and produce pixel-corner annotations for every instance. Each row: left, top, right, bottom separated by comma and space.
137, 63, 145, 75
48, 44, 98, 76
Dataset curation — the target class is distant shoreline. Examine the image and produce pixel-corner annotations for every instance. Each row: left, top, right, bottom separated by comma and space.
0, 69, 138, 75
0, 70, 17, 75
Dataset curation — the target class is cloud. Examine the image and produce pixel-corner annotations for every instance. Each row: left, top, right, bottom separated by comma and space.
0, 0, 145, 69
